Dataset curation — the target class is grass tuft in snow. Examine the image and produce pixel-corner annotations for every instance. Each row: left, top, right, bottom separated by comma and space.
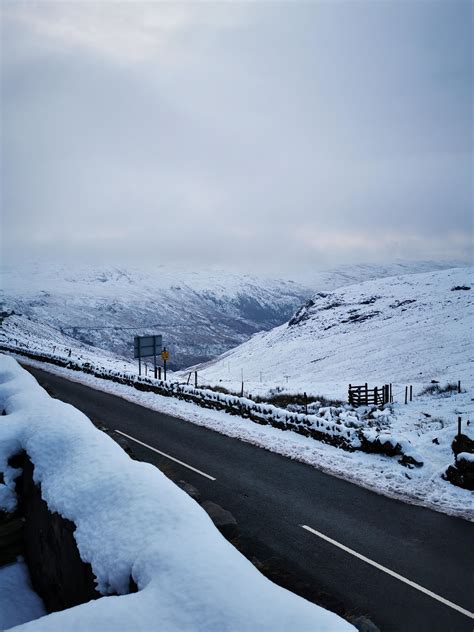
419, 382, 460, 397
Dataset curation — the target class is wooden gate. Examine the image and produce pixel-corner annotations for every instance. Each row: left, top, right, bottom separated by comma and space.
348, 383, 390, 406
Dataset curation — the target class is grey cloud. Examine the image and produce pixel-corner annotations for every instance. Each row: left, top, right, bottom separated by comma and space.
1, 1, 472, 277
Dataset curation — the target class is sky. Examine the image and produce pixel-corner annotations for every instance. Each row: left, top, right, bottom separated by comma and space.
1, 0, 472, 279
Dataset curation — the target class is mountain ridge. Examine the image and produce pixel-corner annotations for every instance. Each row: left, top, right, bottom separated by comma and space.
1, 261, 464, 369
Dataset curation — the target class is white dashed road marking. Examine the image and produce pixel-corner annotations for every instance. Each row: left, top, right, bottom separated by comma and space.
115, 429, 216, 481
301, 524, 474, 620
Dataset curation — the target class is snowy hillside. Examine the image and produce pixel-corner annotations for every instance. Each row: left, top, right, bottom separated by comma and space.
0, 313, 141, 376
304, 260, 463, 292
1, 261, 460, 370
193, 268, 473, 395
1, 264, 311, 369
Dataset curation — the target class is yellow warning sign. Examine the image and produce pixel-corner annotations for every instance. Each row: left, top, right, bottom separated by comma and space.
161, 350, 169, 361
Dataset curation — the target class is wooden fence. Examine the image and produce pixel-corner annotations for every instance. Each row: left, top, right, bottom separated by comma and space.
348, 383, 391, 407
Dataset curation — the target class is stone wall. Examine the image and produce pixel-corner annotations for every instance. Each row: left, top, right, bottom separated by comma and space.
10, 452, 100, 613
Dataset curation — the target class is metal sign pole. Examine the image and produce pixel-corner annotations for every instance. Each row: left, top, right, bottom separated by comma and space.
138, 337, 142, 376
153, 337, 157, 379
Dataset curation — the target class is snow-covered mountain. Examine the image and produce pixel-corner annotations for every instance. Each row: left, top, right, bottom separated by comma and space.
192, 268, 473, 391
1, 264, 311, 368
304, 260, 464, 292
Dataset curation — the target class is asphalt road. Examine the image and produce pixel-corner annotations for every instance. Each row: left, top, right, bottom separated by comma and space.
25, 366, 474, 632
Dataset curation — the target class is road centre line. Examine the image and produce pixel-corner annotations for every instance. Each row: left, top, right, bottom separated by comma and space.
115, 429, 216, 481
300, 524, 474, 620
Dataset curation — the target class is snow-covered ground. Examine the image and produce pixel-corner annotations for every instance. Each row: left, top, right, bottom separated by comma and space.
189, 268, 473, 399
0, 560, 46, 630
0, 356, 353, 631
0, 314, 153, 378
14, 353, 474, 522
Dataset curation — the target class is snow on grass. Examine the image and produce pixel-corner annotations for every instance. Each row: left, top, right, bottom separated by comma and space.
0, 356, 353, 632
14, 353, 474, 522
0, 560, 46, 630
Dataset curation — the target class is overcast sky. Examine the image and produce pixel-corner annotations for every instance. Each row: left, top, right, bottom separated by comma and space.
1, 1, 472, 278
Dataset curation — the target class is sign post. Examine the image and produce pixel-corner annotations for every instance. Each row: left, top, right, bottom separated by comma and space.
134, 335, 163, 378
161, 347, 169, 381
137, 337, 141, 376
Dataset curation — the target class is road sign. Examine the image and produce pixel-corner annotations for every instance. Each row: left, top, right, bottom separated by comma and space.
134, 335, 162, 359
161, 349, 169, 361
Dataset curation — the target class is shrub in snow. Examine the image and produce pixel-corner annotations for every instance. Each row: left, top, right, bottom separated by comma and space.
451, 432, 474, 457
419, 383, 459, 397
444, 433, 474, 491
444, 460, 474, 491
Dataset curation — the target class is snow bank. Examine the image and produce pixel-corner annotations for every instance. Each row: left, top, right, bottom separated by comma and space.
0, 560, 46, 630
0, 355, 352, 632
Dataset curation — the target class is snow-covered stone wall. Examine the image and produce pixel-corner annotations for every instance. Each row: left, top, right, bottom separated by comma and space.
10, 452, 102, 612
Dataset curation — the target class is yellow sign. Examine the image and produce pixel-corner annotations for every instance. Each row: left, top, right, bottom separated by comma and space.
161, 350, 169, 361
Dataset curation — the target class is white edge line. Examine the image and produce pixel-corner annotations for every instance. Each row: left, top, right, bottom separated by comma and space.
115, 430, 216, 481
300, 525, 474, 620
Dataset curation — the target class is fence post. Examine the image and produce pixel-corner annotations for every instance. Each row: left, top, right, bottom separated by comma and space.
405, 386, 408, 405
194, 371, 198, 388
390, 383, 393, 403
348, 384, 352, 406
458, 416, 462, 437
410, 385, 413, 402
374, 386, 378, 405
241, 381, 244, 397
186, 372, 191, 385
365, 383, 368, 405
158, 367, 161, 380
458, 380, 461, 394
304, 392, 308, 415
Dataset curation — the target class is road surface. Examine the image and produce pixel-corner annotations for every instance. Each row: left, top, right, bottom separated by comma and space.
25, 365, 474, 632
